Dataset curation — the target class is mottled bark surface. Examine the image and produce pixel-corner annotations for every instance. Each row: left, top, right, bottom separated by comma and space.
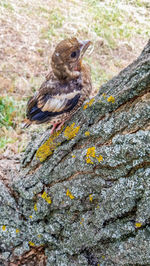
0, 40, 150, 266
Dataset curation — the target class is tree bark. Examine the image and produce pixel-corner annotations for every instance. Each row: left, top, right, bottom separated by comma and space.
0, 40, 150, 266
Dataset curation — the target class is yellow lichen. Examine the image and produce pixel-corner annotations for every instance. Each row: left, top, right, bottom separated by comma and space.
34, 203, 37, 211
86, 147, 103, 165
72, 155, 76, 158
80, 218, 84, 225
102, 255, 105, 259
64, 123, 80, 140
36, 127, 63, 162
85, 131, 90, 136
16, 228, 20, 233
83, 98, 95, 110
86, 157, 94, 164
96, 155, 103, 163
66, 189, 75, 199
97, 205, 100, 209
107, 96, 115, 103
135, 222, 142, 228
1, 225, 6, 231
86, 147, 96, 164
89, 194, 93, 202
29, 215, 32, 219
89, 98, 95, 106
102, 93, 106, 99
41, 191, 52, 204
37, 234, 41, 238
87, 147, 96, 157
29, 241, 35, 247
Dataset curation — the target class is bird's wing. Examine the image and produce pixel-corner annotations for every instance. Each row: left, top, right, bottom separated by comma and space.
26, 80, 81, 123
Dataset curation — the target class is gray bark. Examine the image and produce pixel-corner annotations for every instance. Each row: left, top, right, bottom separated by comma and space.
0, 40, 150, 266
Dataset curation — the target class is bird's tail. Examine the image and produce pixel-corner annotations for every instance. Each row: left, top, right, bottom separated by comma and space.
22, 119, 32, 128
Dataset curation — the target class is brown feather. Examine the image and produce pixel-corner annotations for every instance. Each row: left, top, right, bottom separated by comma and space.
25, 37, 92, 130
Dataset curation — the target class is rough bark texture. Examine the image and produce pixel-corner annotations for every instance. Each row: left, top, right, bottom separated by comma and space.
0, 40, 150, 266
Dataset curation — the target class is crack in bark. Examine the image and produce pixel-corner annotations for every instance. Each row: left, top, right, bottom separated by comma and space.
9, 246, 46, 266
46, 170, 95, 188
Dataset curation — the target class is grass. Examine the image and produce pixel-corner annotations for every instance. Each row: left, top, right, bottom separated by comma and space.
0, 96, 26, 149
87, 0, 150, 47
41, 8, 65, 38
0, 0, 149, 154
0, 96, 26, 128
0, 96, 16, 128
0, 0, 14, 10
0, 96, 16, 149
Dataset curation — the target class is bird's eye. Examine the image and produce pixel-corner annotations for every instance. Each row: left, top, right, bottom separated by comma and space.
71, 51, 77, 58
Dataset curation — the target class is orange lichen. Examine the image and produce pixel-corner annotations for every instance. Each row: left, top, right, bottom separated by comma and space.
89, 194, 93, 202
36, 127, 63, 162
85, 131, 90, 136
66, 189, 75, 199
83, 104, 88, 110
29, 241, 35, 247
1, 225, 6, 231
34, 203, 37, 211
16, 229, 20, 233
64, 123, 80, 140
107, 96, 115, 103
41, 191, 52, 204
135, 222, 142, 228
96, 155, 103, 163
83, 98, 95, 110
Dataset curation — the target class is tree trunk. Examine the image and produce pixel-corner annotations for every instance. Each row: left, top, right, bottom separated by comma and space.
0, 40, 150, 266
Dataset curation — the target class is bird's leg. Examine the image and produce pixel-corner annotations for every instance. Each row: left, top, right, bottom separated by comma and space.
50, 123, 60, 135
56, 121, 65, 132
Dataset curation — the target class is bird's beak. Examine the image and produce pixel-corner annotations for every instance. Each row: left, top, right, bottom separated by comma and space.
79, 40, 91, 58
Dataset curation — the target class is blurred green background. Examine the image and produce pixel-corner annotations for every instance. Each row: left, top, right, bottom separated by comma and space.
0, 0, 149, 155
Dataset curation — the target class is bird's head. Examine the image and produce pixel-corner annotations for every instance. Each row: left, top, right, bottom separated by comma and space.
51, 37, 91, 81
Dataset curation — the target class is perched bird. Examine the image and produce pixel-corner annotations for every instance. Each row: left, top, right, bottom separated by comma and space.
25, 37, 92, 134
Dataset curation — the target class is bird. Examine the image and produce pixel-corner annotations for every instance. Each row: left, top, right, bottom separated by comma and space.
25, 37, 92, 135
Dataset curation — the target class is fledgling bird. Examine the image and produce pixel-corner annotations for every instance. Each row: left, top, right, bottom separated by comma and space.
25, 37, 92, 134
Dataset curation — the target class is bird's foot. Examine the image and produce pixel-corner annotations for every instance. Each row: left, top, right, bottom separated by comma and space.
50, 121, 65, 135
50, 123, 60, 135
